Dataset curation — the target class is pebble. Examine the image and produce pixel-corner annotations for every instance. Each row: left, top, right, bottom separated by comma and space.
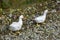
57, 0, 60, 4
51, 9, 57, 13
40, 4, 42, 6
9, 13, 12, 18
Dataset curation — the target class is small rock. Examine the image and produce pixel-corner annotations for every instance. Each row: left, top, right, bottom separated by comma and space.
40, 4, 42, 6
9, 13, 12, 18
51, 9, 57, 13
57, 0, 60, 4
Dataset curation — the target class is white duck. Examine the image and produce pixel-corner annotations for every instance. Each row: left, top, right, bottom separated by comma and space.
9, 15, 24, 31
34, 9, 48, 23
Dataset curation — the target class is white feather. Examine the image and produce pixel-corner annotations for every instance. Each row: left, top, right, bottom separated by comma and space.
34, 10, 48, 23
9, 15, 23, 31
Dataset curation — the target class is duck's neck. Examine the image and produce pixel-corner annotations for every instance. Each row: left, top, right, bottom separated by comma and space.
18, 18, 22, 23
43, 12, 48, 16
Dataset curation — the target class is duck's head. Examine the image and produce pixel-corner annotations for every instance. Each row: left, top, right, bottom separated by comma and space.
44, 10, 48, 13
19, 15, 24, 19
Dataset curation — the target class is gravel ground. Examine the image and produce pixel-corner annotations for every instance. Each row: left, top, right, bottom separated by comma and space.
0, 0, 60, 40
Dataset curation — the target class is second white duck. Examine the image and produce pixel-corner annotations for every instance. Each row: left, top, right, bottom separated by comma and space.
34, 9, 48, 23
9, 15, 24, 31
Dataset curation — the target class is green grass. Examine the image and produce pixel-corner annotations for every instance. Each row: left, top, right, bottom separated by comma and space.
1, 0, 48, 9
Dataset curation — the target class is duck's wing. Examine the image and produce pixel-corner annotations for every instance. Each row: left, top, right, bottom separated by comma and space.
35, 16, 46, 22
35, 16, 43, 20
9, 21, 23, 31
10, 22, 17, 26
